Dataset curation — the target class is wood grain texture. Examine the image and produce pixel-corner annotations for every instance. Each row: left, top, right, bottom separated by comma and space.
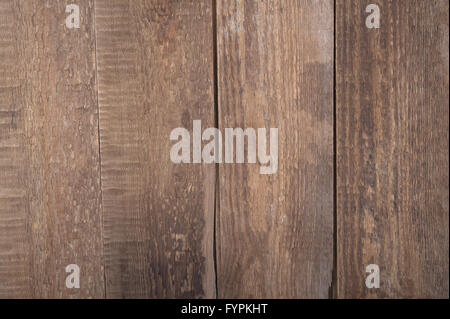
95, 0, 216, 298
0, 0, 104, 298
0, 0, 447, 300
216, 0, 334, 298
337, 0, 449, 298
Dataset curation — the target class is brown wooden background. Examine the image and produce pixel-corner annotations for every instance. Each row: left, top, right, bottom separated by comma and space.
0, 0, 448, 299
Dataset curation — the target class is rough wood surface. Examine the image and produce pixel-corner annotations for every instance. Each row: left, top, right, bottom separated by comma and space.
95, 0, 216, 298
336, 0, 449, 298
1, 0, 448, 300
0, 0, 104, 298
216, 0, 334, 298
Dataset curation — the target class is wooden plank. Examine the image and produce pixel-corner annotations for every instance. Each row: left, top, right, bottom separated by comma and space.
216, 0, 334, 298
95, 0, 216, 298
337, 0, 449, 298
0, 0, 104, 298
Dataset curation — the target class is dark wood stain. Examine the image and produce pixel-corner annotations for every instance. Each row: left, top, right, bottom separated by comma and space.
337, 0, 449, 298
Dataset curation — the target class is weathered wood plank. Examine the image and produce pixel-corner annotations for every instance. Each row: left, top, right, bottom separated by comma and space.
216, 0, 334, 298
0, 0, 104, 298
337, 0, 449, 298
95, 0, 216, 298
